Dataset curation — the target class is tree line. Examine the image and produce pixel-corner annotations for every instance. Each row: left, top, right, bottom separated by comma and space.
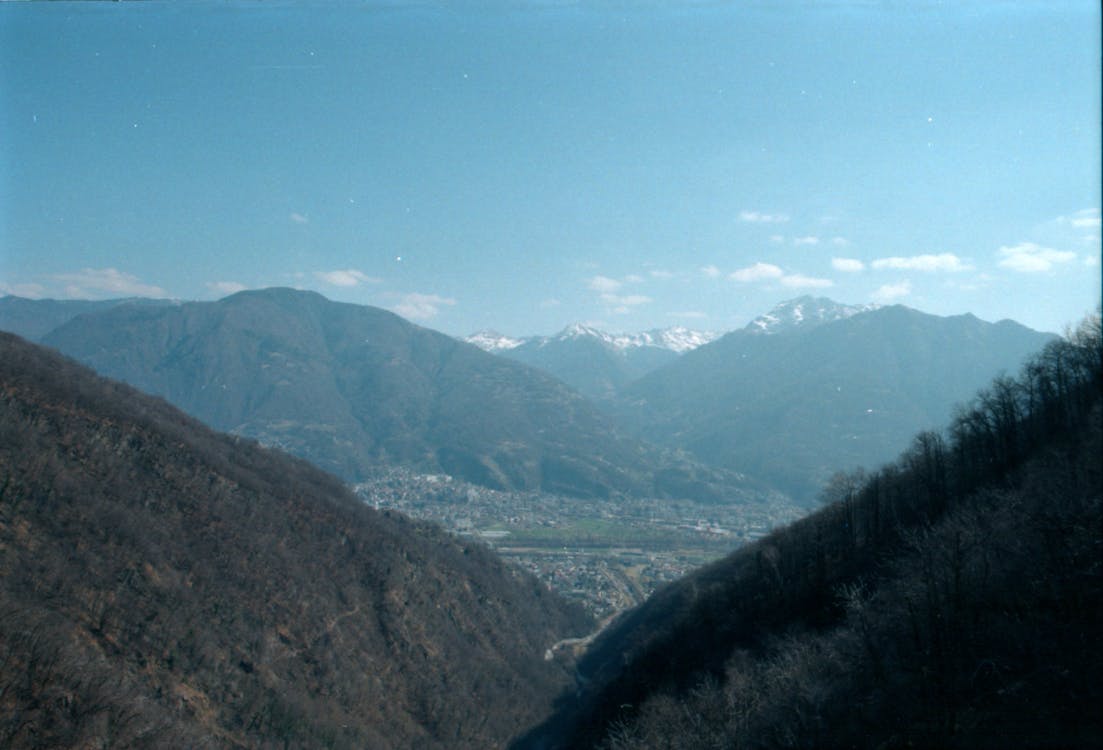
518, 310, 1102, 749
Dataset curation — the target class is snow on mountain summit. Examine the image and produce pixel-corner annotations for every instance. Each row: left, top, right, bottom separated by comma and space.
745, 296, 879, 335
647, 326, 721, 353
464, 325, 719, 354
464, 330, 524, 352
548, 324, 719, 352
467, 298, 873, 353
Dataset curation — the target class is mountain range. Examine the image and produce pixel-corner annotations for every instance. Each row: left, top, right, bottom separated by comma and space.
615, 301, 1055, 501
1, 291, 1056, 505
30, 288, 749, 502
0, 331, 592, 748
466, 324, 719, 402
464, 296, 1053, 503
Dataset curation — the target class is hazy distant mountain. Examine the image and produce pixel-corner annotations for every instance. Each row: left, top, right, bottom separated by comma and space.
0, 331, 591, 748
41, 288, 749, 502
467, 324, 721, 402
0, 294, 173, 341
616, 302, 1055, 502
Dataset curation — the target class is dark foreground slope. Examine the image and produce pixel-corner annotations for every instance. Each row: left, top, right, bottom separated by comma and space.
0, 332, 593, 749
618, 304, 1054, 502
516, 314, 1101, 749
41, 288, 746, 502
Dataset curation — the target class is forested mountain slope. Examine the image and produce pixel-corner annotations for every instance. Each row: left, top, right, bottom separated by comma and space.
617, 304, 1055, 502
40, 287, 747, 502
516, 313, 1101, 749
0, 295, 171, 342
0, 332, 593, 749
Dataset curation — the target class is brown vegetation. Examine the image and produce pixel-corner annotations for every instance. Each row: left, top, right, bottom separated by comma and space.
0, 332, 592, 749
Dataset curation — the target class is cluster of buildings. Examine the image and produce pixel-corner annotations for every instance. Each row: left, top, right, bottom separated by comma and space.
355, 468, 804, 616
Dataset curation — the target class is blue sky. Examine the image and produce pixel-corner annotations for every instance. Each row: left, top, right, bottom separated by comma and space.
2, 1, 1099, 336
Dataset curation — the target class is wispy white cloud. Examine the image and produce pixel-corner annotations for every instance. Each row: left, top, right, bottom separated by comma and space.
1059, 207, 1101, 230
832, 257, 865, 272
670, 310, 708, 320
946, 273, 994, 293
793, 236, 820, 246
739, 210, 790, 224
314, 269, 381, 287
393, 292, 456, 320
587, 275, 622, 293
872, 280, 912, 303
206, 281, 247, 296
780, 274, 833, 289
649, 269, 675, 280
601, 293, 651, 307
540, 297, 561, 308
730, 262, 784, 282
290, 212, 309, 224
871, 253, 971, 272
53, 268, 167, 298
831, 236, 850, 247
600, 292, 652, 315
997, 242, 1077, 273
700, 265, 721, 278
769, 234, 786, 244
1084, 254, 1100, 268
587, 274, 653, 312
0, 281, 46, 298
729, 262, 831, 288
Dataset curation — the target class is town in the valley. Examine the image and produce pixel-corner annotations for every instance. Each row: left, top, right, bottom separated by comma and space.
357, 469, 804, 618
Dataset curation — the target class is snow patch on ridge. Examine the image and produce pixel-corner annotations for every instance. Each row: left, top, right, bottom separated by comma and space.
464, 331, 524, 352
465, 325, 720, 354
746, 296, 879, 335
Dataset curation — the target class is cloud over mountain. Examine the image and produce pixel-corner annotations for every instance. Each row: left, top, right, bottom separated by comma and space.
53, 267, 167, 298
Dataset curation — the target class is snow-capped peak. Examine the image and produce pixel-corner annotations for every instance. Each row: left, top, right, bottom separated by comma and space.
746, 296, 879, 335
646, 326, 722, 353
464, 330, 524, 352
551, 324, 719, 352
465, 324, 721, 354
557, 323, 607, 341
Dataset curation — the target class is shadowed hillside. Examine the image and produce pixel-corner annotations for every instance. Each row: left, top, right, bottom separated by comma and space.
617, 303, 1055, 502
39, 288, 752, 502
0, 332, 594, 749
516, 312, 1101, 749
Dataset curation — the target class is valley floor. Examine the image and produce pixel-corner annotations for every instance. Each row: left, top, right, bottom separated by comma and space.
356, 469, 804, 617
